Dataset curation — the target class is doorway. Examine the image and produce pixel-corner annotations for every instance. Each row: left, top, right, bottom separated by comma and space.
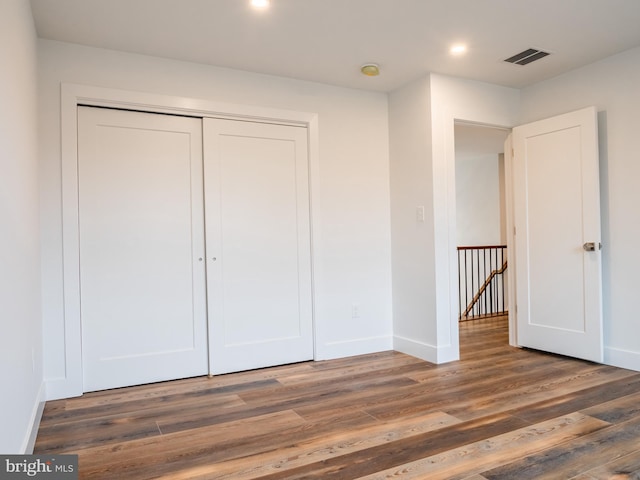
454, 122, 510, 347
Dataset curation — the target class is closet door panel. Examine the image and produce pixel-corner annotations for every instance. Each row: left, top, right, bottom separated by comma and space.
204, 119, 313, 374
78, 107, 207, 392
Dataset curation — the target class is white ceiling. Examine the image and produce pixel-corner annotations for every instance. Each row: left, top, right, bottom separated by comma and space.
30, 0, 640, 92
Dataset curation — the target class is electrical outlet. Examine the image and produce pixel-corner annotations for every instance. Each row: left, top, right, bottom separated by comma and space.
416, 206, 425, 223
351, 303, 360, 319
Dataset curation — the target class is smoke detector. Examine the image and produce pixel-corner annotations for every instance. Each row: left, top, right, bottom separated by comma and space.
360, 64, 380, 77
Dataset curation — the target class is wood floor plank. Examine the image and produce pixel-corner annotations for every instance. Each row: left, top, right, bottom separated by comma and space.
62, 362, 315, 411
156, 376, 417, 435
277, 354, 429, 386
319, 352, 572, 424
580, 389, 640, 424
405, 347, 561, 383
579, 449, 640, 479
158, 411, 462, 480
36, 386, 256, 452
73, 410, 306, 478
506, 375, 640, 424
35, 418, 163, 454
168, 407, 378, 475
356, 413, 609, 480
238, 363, 424, 406
446, 365, 638, 422
306, 350, 405, 370
363, 358, 590, 422
39, 390, 246, 426
248, 413, 532, 479
480, 415, 640, 479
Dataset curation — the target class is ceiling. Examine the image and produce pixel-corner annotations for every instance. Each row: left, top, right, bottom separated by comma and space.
30, 0, 640, 92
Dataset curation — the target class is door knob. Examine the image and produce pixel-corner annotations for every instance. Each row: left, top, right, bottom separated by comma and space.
583, 242, 602, 251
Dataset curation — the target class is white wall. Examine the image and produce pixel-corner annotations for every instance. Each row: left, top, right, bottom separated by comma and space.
519, 45, 640, 371
389, 75, 519, 363
431, 74, 520, 361
38, 40, 393, 398
0, 0, 44, 453
428, 74, 519, 361
455, 154, 502, 246
389, 76, 437, 361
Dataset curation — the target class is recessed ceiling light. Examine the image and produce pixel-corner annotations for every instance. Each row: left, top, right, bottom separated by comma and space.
450, 44, 467, 55
360, 64, 380, 77
251, 0, 270, 8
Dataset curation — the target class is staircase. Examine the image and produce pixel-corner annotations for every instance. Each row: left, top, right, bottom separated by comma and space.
458, 245, 508, 321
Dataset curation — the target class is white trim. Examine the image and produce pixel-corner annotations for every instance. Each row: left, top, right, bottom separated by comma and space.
440, 115, 513, 363
434, 114, 460, 363
54, 83, 320, 399
318, 335, 393, 361
604, 346, 640, 372
435, 342, 460, 363
63, 83, 311, 125
22, 382, 46, 454
503, 134, 518, 347
307, 116, 321, 361
393, 335, 438, 363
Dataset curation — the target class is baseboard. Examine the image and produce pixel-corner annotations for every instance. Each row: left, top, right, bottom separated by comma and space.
393, 335, 438, 363
316, 335, 393, 361
605, 346, 640, 372
21, 381, 46, 454
434, 342, 460, 364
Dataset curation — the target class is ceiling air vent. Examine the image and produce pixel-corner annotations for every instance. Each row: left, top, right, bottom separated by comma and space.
504, 48, 550, 66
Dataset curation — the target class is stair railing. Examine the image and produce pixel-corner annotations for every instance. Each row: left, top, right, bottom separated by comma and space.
457, 245, 508, 321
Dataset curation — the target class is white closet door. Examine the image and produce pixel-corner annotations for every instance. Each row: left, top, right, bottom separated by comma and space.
204, 118, 313, 375
78, 107, 208, 392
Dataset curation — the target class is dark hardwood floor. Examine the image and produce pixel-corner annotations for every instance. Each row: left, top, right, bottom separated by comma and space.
35, 316, 640, 479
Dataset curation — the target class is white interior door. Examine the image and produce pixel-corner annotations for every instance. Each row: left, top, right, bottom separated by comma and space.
512, 106, 603, 362
78, 107, 208, 392
204, 118, 313, 375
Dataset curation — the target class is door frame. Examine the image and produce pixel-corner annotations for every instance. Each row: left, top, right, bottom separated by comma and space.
53, 83, 320, 399
437, 116, 518, 364
503, 133, 518, 347
453, 122, 516, 347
